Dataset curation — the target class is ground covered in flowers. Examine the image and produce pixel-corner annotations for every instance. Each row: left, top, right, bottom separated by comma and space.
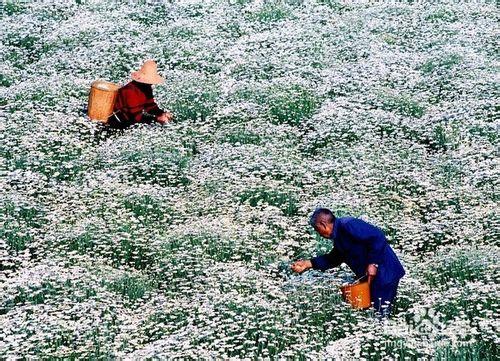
0, 0, 498, 358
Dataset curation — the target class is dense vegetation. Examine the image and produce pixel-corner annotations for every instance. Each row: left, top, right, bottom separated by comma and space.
1, 0, 498, 358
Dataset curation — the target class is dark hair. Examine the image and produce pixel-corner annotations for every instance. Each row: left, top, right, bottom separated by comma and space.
132, 80, 153, 96
309, 208, 335, 228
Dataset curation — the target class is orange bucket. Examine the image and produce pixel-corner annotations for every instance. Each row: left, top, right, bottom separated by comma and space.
340, 279, 371, 309
87, 80, 120, 123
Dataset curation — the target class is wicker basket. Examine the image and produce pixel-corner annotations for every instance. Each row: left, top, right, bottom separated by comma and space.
87, 80, 120, 123
340, 280, 371, 309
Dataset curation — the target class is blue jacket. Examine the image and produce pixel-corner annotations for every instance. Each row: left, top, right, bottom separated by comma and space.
310, 216, 405, 286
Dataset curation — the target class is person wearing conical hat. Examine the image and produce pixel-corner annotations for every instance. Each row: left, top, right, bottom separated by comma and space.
107, 59, 173, 129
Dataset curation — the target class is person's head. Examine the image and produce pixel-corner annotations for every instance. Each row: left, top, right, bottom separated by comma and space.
309, 208, 335, 238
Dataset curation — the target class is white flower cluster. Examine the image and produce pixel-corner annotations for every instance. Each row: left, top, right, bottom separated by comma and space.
1, 0, 498, 359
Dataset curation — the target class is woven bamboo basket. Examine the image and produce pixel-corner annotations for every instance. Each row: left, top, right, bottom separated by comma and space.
87, 80, 120, 123
340, 280, 371, 309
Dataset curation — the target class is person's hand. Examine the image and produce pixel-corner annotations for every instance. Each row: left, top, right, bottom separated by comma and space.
157, 112, 173, 124
366, 263, 378, 285
291, 259, 312, 273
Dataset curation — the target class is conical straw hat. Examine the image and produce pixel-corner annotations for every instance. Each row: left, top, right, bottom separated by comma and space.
131, 59, 165, 85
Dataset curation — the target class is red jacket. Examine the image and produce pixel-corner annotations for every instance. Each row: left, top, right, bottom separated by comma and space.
107, 80, 165, 128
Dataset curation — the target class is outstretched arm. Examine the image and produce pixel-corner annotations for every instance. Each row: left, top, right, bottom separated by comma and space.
145, 100, 174, 123
310, 247, 343, 271
291, 247, 343, 273
143, 98, 165, 117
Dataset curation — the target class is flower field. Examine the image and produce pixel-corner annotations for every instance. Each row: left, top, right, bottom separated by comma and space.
0, 0, 498, 358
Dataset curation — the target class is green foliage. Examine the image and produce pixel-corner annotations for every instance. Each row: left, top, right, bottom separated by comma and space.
378, 174, 426, 197
225, 130, 262, 145
169, 26, 197, 40
15, 137, 85, 181
290, 283, 360, 347
469, 124, 498, 143
143, 308, 190, 342
68, 230, 96, 253
425, 8, 458, 23
427, 122, 462, 151
317, 0, 350, 12
107, 274, 152, 302
391, 286, 422, 315
0, 73, 12, 87
434, 288, 497, 335
239, 188, 299, 216
379, 93, 425, 118
181, 3, 205, 18
123, 194, 172, 226
313, 233, 332, 256
1, 227, 33, 253
435, 341, 498, 361
250, 2, 293, 23
161, 234, 245, 263
111, 233, 159, 270
360, 337, 422, 360
128, 11, 156, 26
230, 0, 253, 5
302, 122, 361, 156
167, 80, 220, 122
3, 202, 44, 226
479, 211, 498, 245
217, 21, 245, 39
433, 124, 448, 149
1, 2, 25, 16
3, 34, 40, 68
2, 282, 59, 311
266, 85, 319, 126
125, 148, 191, 187
425, 249, 495, 287
34, 4, 73, 21
1, 202, 46, 253
420, 54, 462, 74
106, 45, 141, 81
437, 161, 463, 187
5, 34, 39, 50
210, 302, 293, 357
380, 33, 397, 45
1, 1, 498, 358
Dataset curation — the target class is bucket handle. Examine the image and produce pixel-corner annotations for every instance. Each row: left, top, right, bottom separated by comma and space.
352, 274, 367, 285
338, 274, 368, 290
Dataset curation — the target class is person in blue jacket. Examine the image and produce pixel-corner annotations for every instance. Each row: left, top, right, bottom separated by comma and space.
291, 208, 405, 317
